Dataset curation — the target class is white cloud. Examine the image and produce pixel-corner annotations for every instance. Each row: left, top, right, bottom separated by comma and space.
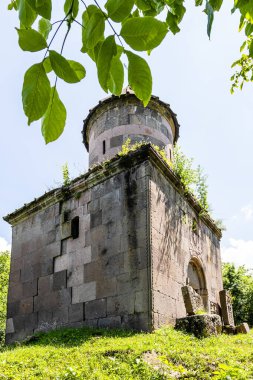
0, 237, 11, 252
241, 204, 253, 221
221, 239, 253, 269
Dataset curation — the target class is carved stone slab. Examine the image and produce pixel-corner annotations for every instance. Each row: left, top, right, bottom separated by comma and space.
236, 323, 250, 334
219, 290, 235, 326
181, 285, 204, 315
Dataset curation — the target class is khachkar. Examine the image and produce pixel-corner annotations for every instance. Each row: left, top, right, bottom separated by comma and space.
4, 89, 224, 344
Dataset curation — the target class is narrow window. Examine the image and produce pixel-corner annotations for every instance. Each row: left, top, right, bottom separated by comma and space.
103, 140, 106, 154
71, 216, 79, 239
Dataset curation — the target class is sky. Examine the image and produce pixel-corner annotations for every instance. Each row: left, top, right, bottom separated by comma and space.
0, 1, 252, 268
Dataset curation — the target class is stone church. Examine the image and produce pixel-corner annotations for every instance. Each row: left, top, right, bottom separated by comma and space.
4, 90, 223, 344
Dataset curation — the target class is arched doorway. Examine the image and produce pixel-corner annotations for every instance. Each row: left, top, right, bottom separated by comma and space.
187, 258, 208, 310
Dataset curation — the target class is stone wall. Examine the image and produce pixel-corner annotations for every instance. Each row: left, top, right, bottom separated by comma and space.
149, 166, 223, 328
5, 160, 151, 344
86, 97, 174, 166
5, 146, 223, 342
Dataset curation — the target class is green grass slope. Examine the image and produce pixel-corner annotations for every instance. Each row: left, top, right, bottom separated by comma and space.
0, 327, 252, 379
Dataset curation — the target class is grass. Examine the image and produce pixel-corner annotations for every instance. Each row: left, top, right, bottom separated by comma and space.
0, 326, 252, 379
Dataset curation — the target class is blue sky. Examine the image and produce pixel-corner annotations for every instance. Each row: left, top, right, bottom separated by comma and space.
0, 1, 252, 267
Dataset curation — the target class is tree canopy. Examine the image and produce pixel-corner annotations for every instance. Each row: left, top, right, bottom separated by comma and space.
222, 262, 253, 326
7, 0, 253, 143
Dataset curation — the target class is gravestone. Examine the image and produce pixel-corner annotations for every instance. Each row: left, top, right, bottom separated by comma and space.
181, 285, 204, 315
236, 323, 250, 334
219, 290, 235, 326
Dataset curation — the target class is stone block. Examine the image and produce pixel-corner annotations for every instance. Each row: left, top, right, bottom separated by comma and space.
72, 246, 92, 267
9, 270, 21, 283
90, 210, 102, 228
96, 277, 117, 298
61, 221, 71, 239
67, 266, 84, 288
8, 282, 23, 303
107, 294, 134, 316
153, 291, 176, 318
52, 306, 68, 325
135, 291, 148, 313
236, 323, 250, 334
54, 254, 70, 273
72, 281, 96, 304
23, 279, 38, 298
7, 301, 19, 318
59, 288, 71, 306
53, 270, 67, 291
181, 286, 205, 315
175, 314, 222, 338
69, 303, 84, 323
6, 318, 15, 334
85, 298, 106, 319
103, 254, 124, 278
13, 315, 25, 331
38, 275, 53, 294
98, 316, 121, 329
110, 135, 123, 148
219, 290, 235, 326
19, 297, 33, 315
46, 230, 56, 245
25, 313, 38, 330
38, 310, 53, 325
121, 313, 149, 331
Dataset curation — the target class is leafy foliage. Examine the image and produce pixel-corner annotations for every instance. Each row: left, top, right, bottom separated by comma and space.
0, 251, 10, 346
8, 0, 253, 143
62, 162, 71, 186
9, 0, 250, 144
222, 263, 253, 326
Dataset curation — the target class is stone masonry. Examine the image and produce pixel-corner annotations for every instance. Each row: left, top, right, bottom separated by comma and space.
4, 92, 223, 343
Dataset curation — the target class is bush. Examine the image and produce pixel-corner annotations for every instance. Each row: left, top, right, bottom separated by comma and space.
0, 251, 10, 346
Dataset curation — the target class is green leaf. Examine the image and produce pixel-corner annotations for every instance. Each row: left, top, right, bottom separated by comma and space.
249, 40, 253, 57
68, 60, 86, 81
195, 0, 203, 6
18, 0, 37, 27
81, 6, 104, 53
64, 0, 79, 18
84, 12, 105, 50
49, 50, 86, 83
245, 23, 253, 36
169, 2, 186, 23
36, 0, 51, 19
41, 87, 67, 144
209, 0, 222, 11
204, 1, 214, 39
166, 11, 180, 34
97, 35, 117, 92
22, 62, 51, 125
105, 0, 135, 22
86, 41, 103, 63
240, 40, 246, 52
136, 0, 151, 11
120, 16, 168, 51
43, 57, 52, 73
125, 50, 152, 106
108, 57, 124, 96
16, 28, 47, 52
38, 17, 52, 39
